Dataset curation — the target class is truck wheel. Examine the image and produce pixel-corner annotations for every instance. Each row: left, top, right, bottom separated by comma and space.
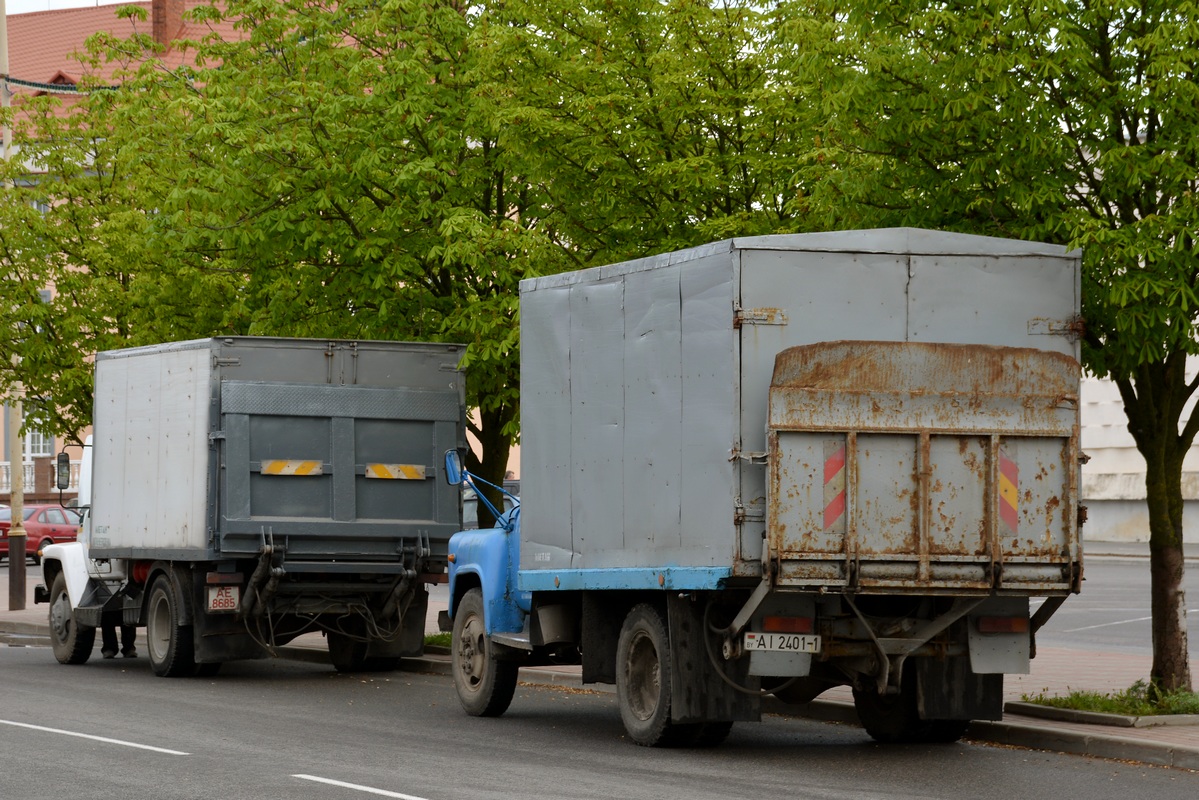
146, 575, 197, 677
683, 721, 734, 747
328, 631, 369, 673
452, 587, 518, 716
48, 573, 95, 665
617, 603, 682, 746
852, 681, 969, 744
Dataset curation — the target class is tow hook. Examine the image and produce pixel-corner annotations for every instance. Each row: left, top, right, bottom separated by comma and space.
722, 637, 743, 660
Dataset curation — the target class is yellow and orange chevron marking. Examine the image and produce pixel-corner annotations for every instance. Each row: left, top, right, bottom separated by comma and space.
364, 463, 427, 480
260, 460, 324, 476
823, 440, 847, 532
998, 452, 1019, 534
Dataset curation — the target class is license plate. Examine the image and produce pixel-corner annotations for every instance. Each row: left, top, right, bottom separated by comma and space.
207, 585, 240, 613
743, 632, 821, 653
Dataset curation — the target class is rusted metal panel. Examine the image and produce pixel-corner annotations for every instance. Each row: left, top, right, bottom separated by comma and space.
767, 341, 1080, 594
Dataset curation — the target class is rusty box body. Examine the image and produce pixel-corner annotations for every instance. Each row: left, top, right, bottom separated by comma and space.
517, 229, 1081, 595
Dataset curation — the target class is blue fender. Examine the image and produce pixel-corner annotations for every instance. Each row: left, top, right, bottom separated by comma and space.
448, 508, 529, 635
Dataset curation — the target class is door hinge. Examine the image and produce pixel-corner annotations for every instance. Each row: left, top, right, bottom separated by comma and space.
734, 307, 788, 328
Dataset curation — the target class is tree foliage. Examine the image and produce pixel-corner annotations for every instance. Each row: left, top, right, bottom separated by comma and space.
137, 0, 558, 500
0, 55, 242, 442
788, 0, 1199, 690
1, 0, 822, 522
476, 0, 819, 264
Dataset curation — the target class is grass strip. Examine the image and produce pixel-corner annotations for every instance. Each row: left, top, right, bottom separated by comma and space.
1022, 680, 1199, 716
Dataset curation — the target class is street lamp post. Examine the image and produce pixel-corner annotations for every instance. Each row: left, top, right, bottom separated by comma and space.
1, 0, 27, 611
7, 386, 24, 611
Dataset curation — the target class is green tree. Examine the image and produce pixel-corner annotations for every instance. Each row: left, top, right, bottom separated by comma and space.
0, 71, 240, 443
150, 0, 562, 520
790, 0, 1199, 690
3, 0, 566, 522
476, 0, 818, 265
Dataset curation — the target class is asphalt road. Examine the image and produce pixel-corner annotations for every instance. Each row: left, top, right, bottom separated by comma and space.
8, 555, 1188, 656
1036, 557, 1199, 658
3, 646, 1199, 800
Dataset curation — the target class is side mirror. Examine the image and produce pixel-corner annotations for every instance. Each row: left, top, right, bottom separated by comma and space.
56, 451, 71, 490
444, 449, 464, 486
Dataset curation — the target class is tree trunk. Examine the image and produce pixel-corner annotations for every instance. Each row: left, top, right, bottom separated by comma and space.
466, 400, 516, 530
1122, 361, 1193, 694
1145, 446, 1191, 692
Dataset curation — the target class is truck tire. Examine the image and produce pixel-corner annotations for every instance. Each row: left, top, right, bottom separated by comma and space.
48, 573, 95, 665
852, 679, 970, 744
682, 721, 734, 747
328, 630, 369, 673
452, 587, 518, 717
616, 603, 684, 747
146, 575, 197, 678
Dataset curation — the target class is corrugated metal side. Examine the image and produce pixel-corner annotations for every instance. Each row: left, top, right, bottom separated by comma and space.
92, 342, 213, 551
767, 341, 1081, 595
517, 230, 1081, 586
90, 337, 466, 561
519, 288, 575, 571
907, 255, 1078, 357
737, 248, 911, 567
519, 251, 738, 575
216, 341, 466, 560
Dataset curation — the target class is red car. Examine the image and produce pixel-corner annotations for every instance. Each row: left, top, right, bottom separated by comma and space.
0, 504, 81, 565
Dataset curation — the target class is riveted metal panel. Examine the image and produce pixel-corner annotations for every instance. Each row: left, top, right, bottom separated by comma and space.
680, 254, 739, 562
767, 341, 1080, 594
88, 337, 466, 565
516, 230, 1080, 591
623, 264, 684, 554
91, 343, 212, 551
519, 287, 575, 572
909, 255, 1079, 358
222, 382, 462, 422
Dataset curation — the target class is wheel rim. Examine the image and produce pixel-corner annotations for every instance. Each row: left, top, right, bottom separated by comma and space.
457, 611, 486, 693
624, 630, 660, 721
49, 589, 71, 644
148, 590, 171, 662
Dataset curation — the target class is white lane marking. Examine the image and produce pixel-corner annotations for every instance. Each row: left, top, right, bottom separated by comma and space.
1058, 609, 1199, 633
1059, 615, 1153, 632
293, 775, 429, 800
0, 719, 189, 755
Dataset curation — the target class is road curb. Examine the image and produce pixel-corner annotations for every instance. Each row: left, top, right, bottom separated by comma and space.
970, 716, 1199, 770
1005, 700, 1199, 728
0, 620, 50, 636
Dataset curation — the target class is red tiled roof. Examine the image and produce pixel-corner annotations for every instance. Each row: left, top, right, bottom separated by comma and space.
7, 2, 241, 93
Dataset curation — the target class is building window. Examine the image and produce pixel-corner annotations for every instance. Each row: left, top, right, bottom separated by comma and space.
22, 407, 54, 460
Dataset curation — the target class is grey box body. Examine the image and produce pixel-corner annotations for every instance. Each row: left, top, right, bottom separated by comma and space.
518, 228, 1081, 584
89, 337, 466, 564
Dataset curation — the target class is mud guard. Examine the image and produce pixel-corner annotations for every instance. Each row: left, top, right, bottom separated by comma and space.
668, 594, 761, 724
916, 656, 1004, 721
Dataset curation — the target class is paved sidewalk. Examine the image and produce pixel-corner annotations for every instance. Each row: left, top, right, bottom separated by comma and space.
4, 543, 1199, 769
